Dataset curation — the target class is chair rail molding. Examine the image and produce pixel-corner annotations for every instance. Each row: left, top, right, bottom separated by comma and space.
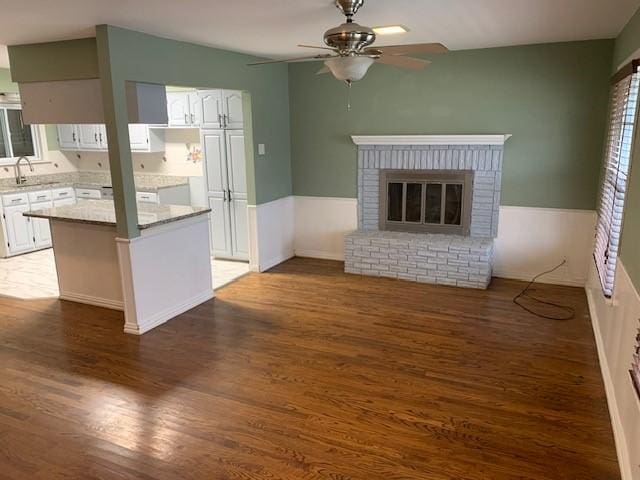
351, 134, 512, 146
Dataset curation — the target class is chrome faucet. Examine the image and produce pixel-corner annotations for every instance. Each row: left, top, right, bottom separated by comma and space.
15, 156, 34, 185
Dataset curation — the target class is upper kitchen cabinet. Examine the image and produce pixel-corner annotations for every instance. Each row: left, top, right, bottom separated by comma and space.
167, 91, 193, 127
129, 125, 164, 153
57, 124, 163, 153
77, 124, 107, 151
166, 89, 243, 129
56, 124, 79, 150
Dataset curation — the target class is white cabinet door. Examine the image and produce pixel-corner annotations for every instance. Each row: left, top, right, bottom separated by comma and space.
57, 125, 78, 150
223, 90, 244, 129
129, 124, 149, 151
225, 130, 248, 260
77, 124, 103, 150
208, 197, 233, 259
199, 90, 223, 129
98, 125, 108, 149
202, 129, 232, 258
203, 130, 228, 196
30, 201, 53, 249
188, 92, 202, 126
166, 92, 191, 126
3, 204, 33, 255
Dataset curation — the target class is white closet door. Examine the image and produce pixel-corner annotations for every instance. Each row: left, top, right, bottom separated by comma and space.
77, 125, 102, 150
202, 129, 232, 258
199, 90, 223, 129
166, 92, 191, 126
226, 130, 248, 260
223, 90, 244, 129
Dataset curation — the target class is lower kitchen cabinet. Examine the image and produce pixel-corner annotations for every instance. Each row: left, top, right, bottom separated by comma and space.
3, 203, 34, 256
30, 201, 53, 249
0, 187, 76, 258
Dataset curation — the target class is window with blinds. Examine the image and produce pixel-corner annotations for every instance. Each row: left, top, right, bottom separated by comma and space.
594, 62, 640, 297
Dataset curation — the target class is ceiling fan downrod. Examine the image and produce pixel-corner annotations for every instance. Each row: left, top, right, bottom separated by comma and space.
335, 0, 364, 22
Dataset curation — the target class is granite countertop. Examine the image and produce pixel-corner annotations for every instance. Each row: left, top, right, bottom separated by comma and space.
24, 200, 210, 230
0, 173, 190, 195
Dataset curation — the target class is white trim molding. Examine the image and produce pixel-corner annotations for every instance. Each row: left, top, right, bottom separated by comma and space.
351, 134, 512, 146
586, 259, 640, 480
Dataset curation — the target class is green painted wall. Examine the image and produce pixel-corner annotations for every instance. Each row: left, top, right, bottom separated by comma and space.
614, 6, 640, 69
93, 25, 291, 206
289, 40, 613, 209
0, 68, 18, 92
618, 6, 640, 291
8, 38, 99, 82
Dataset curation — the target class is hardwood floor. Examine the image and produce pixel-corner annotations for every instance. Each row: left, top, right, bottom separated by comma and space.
0, 258, 619, 479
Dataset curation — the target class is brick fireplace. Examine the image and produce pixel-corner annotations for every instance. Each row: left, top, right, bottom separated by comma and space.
344, 135, 511, 289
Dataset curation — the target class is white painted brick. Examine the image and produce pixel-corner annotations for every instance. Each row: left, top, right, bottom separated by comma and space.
437, 278, 457, 286
417, 276, 437, 284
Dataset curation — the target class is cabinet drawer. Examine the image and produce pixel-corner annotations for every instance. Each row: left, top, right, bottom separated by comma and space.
136, 192, 159, 203
2, 193, 29, 207
28, 190, 52, 203
75, 188, 101, 200
52, 187, 75, 200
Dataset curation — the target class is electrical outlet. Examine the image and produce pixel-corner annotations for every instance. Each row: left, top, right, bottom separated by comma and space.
258, 144, 266, 156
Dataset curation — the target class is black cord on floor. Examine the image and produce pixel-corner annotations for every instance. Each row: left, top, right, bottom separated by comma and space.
513, 260, 575, 320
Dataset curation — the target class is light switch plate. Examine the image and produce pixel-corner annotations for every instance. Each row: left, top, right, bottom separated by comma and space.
258, 143, 266, 155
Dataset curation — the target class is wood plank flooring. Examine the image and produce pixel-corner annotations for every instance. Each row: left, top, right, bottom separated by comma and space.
0, 258, 619, 479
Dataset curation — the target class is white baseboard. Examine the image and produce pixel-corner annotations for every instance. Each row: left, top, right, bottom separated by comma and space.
294, 249, 344, 261
254, 252, 295, 272
493, 269, 586, 287
59, 291, 124, 311
124, 290, 214, 335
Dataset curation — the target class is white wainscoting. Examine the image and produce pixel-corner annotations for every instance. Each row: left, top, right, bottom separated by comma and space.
116, 215, 214, 335
248, 196, 295, 272
292, 197, 595, 286
493, 206, 596, 286
586, 260, 640, 480
294, 196, 358, 260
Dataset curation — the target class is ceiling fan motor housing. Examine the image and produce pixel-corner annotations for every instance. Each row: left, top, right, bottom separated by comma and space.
324, 22, 376, 54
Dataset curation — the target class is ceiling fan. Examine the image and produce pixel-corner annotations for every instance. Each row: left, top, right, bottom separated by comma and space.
248, 0, 449, 84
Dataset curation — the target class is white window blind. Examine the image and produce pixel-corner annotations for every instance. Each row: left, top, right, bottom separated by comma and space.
594, 63, 640, 297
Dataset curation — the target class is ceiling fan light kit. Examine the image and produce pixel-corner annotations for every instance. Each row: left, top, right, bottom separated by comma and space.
325, 56, 375, 82
249, 0, 449, 85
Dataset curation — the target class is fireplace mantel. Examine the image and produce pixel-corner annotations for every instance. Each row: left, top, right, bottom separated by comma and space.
351, 134, 512, 146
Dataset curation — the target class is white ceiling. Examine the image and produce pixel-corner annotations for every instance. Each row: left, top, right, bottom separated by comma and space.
0, 0, 638, 68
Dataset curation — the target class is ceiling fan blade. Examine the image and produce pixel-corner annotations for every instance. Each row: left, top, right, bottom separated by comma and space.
375, 55, 431, 70
316, 65, 330, 75
367, 43, 449, 56
298, 44, 336, 51
248, 54, 335, 66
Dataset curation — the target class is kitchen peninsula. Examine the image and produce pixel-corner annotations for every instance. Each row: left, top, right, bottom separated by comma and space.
25, 200, 213, 334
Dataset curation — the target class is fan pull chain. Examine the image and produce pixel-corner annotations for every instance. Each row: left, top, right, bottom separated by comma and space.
346, 80, 352, 111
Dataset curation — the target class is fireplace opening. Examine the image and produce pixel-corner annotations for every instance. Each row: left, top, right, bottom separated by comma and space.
379, 170, 473, 235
